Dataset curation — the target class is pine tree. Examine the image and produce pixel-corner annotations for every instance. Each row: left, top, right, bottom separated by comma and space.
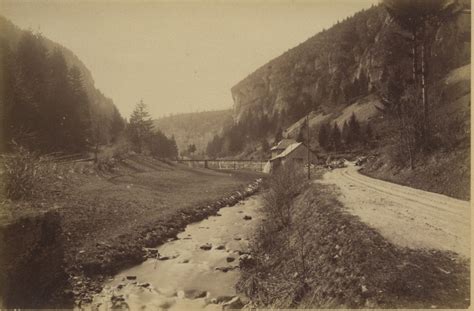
260, 139, 270, 153
67, 66, 91, 152
128, 100, 154, 153
342, 121, 351, 147
343, 113, 361, 149
331, 123, 342, 151
187, 144, 197, 155
318, 123, 330, 150
365, 122, 374, 146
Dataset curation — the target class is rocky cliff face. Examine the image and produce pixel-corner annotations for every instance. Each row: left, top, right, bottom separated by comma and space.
230, 3, 470, 127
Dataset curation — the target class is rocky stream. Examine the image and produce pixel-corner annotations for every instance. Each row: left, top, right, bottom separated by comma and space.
88, 194, 263, 310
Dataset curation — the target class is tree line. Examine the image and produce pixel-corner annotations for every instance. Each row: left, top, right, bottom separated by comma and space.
1, 31, 179, 159
0, 31, 125, 153
316, 113, 374, 152
379, 0, 467, 168
127, 100, 178, 159
206, 108, 281, 157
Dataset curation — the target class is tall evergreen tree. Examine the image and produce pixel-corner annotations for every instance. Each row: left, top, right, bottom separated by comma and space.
318, 123, 330, 150
342, 121, 351, 147
128, 100, 154, 153
331, 123, 342, 151
348, 113, 361, 145
67, 65, 91, 151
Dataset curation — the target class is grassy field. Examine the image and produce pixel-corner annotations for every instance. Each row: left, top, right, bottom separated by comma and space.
62, 156, 261, 248
3, 154, 264, 306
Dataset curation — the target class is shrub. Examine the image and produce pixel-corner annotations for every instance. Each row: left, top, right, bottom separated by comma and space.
262, 163, 306, 229
2, 145, 56, 201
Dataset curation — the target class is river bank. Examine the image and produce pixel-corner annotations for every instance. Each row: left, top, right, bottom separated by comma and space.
1, 155, 264, 308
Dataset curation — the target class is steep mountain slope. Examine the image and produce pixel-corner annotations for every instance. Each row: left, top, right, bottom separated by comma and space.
0, 16, 123, 150
222, 2, 470, 199
230, 2, 470, 135
153, 110, 233, 155
361, 63, 470, 200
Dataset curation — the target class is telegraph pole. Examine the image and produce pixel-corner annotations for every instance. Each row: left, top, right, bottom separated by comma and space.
306, 114, 311, 180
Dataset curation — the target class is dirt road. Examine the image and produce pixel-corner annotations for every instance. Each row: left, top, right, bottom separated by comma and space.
321, 164, 470, 258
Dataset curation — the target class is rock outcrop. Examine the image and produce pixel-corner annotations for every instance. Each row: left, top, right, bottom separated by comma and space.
230, 3, 470, 128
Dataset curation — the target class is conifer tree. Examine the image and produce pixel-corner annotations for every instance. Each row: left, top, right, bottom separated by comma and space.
318, 123, 330, 150
128, 100, 154, 153
331, 123, 342, 151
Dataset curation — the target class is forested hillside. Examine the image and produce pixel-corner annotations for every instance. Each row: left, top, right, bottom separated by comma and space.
0, 16, 125, 153
153, 109, 232, 156
209, 1, 470, 159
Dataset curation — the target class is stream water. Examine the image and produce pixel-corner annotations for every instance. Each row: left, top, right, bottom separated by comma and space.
90, 194, 263, 310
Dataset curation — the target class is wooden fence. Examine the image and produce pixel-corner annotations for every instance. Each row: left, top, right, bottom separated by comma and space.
176, 159, 267, 172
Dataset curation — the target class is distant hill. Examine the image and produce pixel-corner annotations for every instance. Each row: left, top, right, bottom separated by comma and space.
153, 110, 233, 155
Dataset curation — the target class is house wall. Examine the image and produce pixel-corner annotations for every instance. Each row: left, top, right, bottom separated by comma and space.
281, 145, 316, 166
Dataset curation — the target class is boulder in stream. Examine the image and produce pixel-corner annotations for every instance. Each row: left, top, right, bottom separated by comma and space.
222, 296, 244, 309
200, 243, 212, 250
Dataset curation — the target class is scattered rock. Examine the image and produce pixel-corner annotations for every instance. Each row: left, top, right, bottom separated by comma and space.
180, 259, 190, 263
234, 237, 242, 241
138, 282, 150, 288
216, 213, 222, 217
215, 295, 234, 303
223, 296, 244, 309
239, 295, 250, 305
215, 245, 225, 250
183, 289, 208, 299
226, 256, 235, 263
126, 276, 137, 280
237, 250, 250, 256
216, 266, 234, 272
158, 256, 170, 261
111, 294, 125, 302
200, 243, 212, 250
243, 215, 252, 220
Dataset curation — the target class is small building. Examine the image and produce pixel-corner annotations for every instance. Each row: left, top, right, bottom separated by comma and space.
269, 142, 315, 172
270, 138, 297, 158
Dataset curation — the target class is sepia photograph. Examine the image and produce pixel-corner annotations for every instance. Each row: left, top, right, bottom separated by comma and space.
0, 0, 471, 309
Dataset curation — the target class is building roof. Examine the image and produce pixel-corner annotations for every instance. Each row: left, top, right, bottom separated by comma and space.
270, 138, 297, 151
270, 142, 303, 161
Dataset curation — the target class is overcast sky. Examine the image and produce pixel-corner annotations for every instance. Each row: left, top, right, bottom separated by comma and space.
1, 0, 377, 119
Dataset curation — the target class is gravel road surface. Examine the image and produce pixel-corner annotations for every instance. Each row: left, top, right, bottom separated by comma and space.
321, 164, 470, 258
